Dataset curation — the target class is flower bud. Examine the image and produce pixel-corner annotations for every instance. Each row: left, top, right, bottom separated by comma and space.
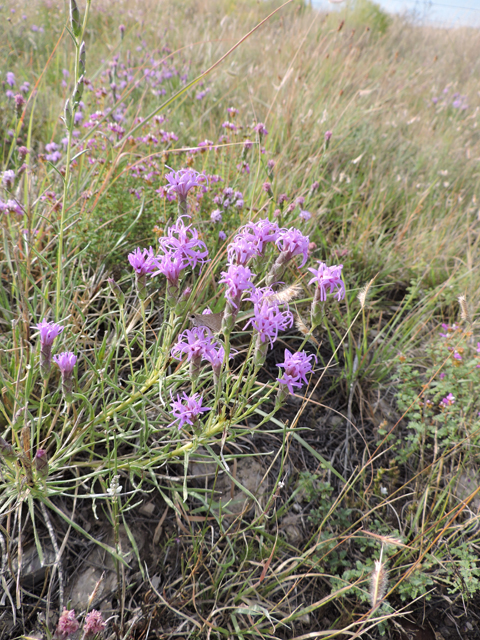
70, 0, 82, 38
64, 98, 73, 130
34, 449, 49, 478
107, 277, 125, 307
79, 41, 86, 75
72, 75, 84, 106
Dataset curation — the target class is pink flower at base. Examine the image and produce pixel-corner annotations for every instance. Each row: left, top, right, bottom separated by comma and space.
56, 608, 79, 638
84, 610, 106, 637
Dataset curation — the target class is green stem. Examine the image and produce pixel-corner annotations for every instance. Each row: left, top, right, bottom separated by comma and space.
36, 379, 48, 449
120, 305, 135, 380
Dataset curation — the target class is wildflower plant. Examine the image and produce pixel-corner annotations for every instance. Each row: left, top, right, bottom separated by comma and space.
3, 1, 480, 638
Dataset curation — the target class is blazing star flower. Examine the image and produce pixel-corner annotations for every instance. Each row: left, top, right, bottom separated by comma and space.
56, 608, 79, 638
299, 210, 311, 221
440, 393, 455, 408
219, 230, 227, 241
171, 327, 217, 363
164, 167, 207, 202
83, 610, 106, 637
227, 219, 280, 265
5, 199, 23, 215
2, 170, 15, 189
219, 264, 255, 308
33, 320, 64, 379
277, 348, 317, 394
158, 217, 209, 269
128, 247, 157, 275
53, 352, 77, 403
169, 392, 211, 430
254, 122, 268, 136
308, 261, 345, 302
245, 290, 294, 349
325, 130, 332, 141
151, 251, 186, 288
275, 227, 310, 267
211, 209, 222, 223
6, 72, 15, 87
476, 342, 480, 354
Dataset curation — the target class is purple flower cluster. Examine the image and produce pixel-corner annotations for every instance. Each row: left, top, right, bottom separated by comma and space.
169, 392, 211, 430
56, 608, 79, 638
164, 167, 206, 202
227, 218, 280, 265
171, 326, 217, 363
440, 393, 455, 408
84, 610, 106, 637
245, 287, 294, 348
277, 349, 317, 394
128, 247, 156, 276
212, 186, 244, 220
308, 261, 345, 302
218, 264, 255, 308
33, 320, 64, 379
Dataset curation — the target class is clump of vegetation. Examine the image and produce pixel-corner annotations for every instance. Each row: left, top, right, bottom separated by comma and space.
1, 0, 480, 638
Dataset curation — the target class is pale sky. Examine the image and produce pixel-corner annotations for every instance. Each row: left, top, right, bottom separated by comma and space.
311, 0, 480, 27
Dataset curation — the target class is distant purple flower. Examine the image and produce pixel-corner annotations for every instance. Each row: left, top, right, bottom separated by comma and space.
2, 170, 15, 190
324, 130, 332, 141
4, 199, 23, 215
203, 344, 231, 379
196, 88, 210, 100
277, 349, 317, 394
275, 227, 310, 267
119, 24, 125, 36
308, 261, 345, 302
267, 159, 275, 170
254, 122, 268, 136
453, 351, 462, 361
299, 210, 311, 221
128, 247, 156, 276
432, 97, 438, 105
219, 264, 255, 307
18, 146, 29, 160
6, 72, 15, 88
84, 610, 106, 637
164, 167, 207, 202
476, 342, 480, 354
440, 393, 455, 408
219, 230, 227, 241
56, 608, 79, 638
211, 209, 222, 223
14, 94, 25, 113
45, 141, 62, 163
262, 182, 272, 195
169, 392, 211, 430
227, 107, 239, 117
31, 24, 39, 32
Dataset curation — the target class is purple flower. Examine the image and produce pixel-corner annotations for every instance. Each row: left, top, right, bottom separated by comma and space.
254, 122, 268, 136
440, 393, 455, 408
2, 170, 15, 190
228, 219, 280, 265
151, 251, 186, 288
6, 72, 15, 88
34, 319, 64, 346
299, 210, 311, 221
219, 231, 226, 241
227, 107, 239, 117
476, 342, 480, 354
158, 217, 209, 270
164, 167, 207, 201
84, 610, 106, 637
324, 130, 332, 141
5, 199, 23, 216
245, 288, 294, 348
53, 351, 77, 375
308, 261, 345, 302
171, 327, 217, 363
211, 209, 222, 223
453, 351, 462, 361
169, 392, 211, 430
128, 247, 156, 276
33, 320, 64, 379
219, 264, 255, 308
56, 608, 79, 638
275, 227, 310, 267
277, 349, 317, 394
267, 159, 275, 170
